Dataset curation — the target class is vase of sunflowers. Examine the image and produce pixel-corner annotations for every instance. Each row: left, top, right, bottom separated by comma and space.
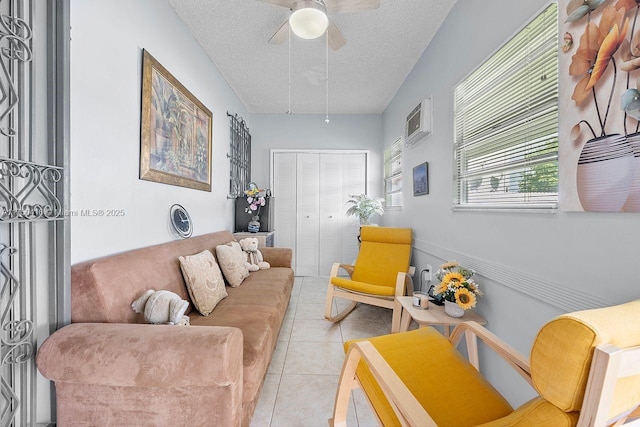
433, 261, 482, 318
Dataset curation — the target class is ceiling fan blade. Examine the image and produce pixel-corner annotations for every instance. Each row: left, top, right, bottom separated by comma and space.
268, 19, 290, 45
257, 0, 295, 9
327, 20, 346, 51
325, 0, 380, 14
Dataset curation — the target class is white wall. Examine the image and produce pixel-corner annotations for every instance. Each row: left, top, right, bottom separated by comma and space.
382, 0, 640, 407
70, 0, 249, 263
250, 113, 383, 198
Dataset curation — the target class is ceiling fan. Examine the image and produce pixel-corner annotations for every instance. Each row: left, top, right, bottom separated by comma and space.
259, 0, 380, 51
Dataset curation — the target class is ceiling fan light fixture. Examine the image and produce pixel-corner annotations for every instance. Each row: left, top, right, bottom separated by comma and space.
289, 0, 328, 40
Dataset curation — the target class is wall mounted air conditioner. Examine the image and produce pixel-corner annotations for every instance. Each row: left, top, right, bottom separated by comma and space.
404, 97, 432, 147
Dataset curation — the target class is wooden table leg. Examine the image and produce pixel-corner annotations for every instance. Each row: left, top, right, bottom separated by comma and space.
399, 308, 411, 332
466, 329, 480, 370
442, 325, 451, 338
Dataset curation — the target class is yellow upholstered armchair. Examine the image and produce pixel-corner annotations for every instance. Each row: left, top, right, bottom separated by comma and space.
330, 300, 640, 427
324, 226, 413, 333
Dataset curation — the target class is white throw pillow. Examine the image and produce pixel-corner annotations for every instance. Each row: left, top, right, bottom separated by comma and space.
178, 250, 227, 316
215, 241, 250, 287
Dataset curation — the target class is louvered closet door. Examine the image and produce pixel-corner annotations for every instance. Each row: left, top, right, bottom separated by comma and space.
272, 153, 297, 263
272, 151, 367, 276
318, 154, 343, 275
340, 154, 366, 266
295, 153, 320, 276
317, 153, 367, 274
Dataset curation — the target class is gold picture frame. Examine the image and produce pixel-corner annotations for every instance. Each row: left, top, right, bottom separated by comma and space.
140, 50, 212, 191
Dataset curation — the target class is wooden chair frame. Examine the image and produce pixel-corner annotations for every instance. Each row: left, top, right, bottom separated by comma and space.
329, 321, 640, 427
324, 263, 415, 333
578, 344, 640, 426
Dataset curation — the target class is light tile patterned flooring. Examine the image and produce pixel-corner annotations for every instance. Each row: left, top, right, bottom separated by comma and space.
250, 276, 412, 427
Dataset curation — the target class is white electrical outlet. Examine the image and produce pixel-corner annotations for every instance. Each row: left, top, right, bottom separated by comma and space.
422, 264, 432, 284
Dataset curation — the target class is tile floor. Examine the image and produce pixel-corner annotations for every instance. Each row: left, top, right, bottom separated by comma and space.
250, 276, 413, 427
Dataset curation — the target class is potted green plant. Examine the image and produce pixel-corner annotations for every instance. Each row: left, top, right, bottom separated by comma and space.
345, 194, 385, 225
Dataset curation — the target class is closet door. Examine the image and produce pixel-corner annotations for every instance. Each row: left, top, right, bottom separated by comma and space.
318, 154, 344, 275
272, 153, 297, 261
340, 154, 367, 264
341, 154, 367, 265
272, 151, 367, 276
295, 153, 320, 276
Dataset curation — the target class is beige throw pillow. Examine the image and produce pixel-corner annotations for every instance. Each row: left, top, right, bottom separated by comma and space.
215, 241, 250, 287
178, 250, 227, 316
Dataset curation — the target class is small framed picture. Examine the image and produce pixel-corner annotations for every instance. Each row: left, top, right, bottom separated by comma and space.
413, 162, 429, 196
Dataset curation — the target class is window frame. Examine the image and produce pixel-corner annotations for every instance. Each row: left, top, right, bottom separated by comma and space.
384, 138, 403, 209
452, 2, 559, 213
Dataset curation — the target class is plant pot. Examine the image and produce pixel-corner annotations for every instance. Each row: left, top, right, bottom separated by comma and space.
444, 300, 465, 318
577, 134, 634, 212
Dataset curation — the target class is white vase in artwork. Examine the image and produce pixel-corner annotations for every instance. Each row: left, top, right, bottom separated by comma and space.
576, 134, 634, 212
622, 133, 640, 213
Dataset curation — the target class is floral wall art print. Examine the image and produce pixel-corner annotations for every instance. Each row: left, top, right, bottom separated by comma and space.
561, 0, 640, 212
140, 49, 212, 192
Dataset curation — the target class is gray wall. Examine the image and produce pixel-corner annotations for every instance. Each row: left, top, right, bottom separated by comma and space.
70, 0, 248, 263
382, 0, 640, 406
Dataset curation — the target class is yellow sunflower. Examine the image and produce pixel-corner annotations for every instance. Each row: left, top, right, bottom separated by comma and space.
467, 282, 484, 297
434, 282, 448, 295
455, 288, 477, 310
442, 272, 465, 287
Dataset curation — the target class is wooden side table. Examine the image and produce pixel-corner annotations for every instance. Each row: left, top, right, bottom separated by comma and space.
397, 296, 487, 369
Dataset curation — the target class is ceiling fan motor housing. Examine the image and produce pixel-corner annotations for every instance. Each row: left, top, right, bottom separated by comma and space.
290, 0, 328, 39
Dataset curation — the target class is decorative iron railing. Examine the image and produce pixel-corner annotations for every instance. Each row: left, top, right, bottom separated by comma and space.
0, 243, 32, 426
227, 112, 251, 198
0, 158, 63, 222
0, 1, 63, 425
0, 9, 32, 138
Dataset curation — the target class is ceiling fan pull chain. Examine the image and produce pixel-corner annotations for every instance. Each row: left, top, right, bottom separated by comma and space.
288, 16, 292, 115
325, 29, 330, 124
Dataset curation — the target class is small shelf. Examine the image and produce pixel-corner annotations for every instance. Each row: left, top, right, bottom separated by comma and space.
233, 231, 275, 248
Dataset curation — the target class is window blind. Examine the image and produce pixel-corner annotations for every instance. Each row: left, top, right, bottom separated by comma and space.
453, 3, 558, 211
384, 138, 403, 208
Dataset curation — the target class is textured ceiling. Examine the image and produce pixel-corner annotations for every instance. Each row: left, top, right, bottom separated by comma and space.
169, 0, 457, 114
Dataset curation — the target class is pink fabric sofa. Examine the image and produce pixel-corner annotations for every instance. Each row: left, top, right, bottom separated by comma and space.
36, 230, 294, 427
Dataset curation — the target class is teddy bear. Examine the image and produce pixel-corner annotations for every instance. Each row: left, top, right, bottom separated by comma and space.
239, 237, 270, 271
131, 289, 190, 325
